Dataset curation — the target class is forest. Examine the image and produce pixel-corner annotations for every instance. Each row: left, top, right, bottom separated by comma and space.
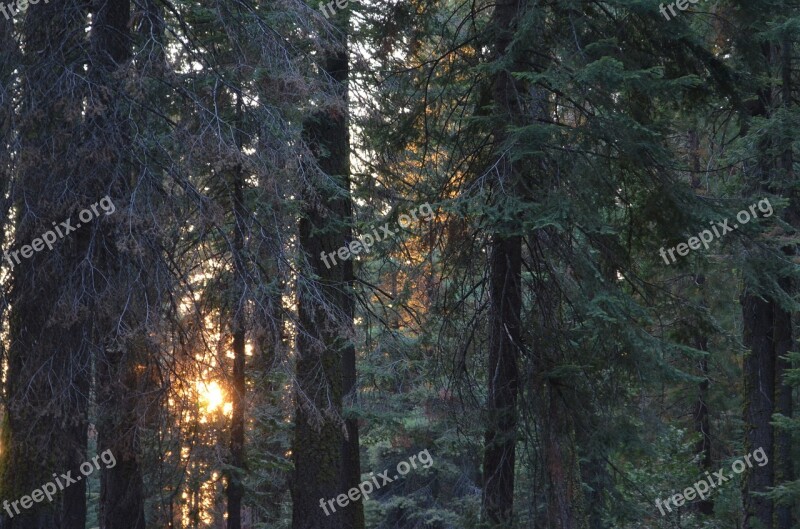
0, 0, 798, 528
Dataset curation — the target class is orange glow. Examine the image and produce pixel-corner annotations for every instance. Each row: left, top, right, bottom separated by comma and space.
196, 380, 229, 414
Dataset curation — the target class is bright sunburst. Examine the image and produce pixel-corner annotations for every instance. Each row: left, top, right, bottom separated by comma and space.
197, 380, 228, 414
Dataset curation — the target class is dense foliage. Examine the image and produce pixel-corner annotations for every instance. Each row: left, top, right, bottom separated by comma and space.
0, 0, 798, 528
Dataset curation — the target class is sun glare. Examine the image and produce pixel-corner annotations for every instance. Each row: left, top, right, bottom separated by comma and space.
197, 380, 227, 413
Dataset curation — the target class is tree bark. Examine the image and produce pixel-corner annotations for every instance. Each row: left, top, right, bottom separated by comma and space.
483, 234, 521, 526
227, 323, 246, 529
687, 137, 714, 516
693, 343, 714, 516
742, 293, 775, 529
773, 34, 795, 529
293, 209, 346, 529
340, 122, 363, 529
773, 289, 793, 529
1, 1, 89, 528
481, 0, 527, 525
227, 96, 247, 529
87, 0, 148, 527
293, 14, 361, 528
541, 380, 584, 529
740, 34, 796, 529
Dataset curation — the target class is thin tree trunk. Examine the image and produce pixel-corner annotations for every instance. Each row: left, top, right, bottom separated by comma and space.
773, 290, 793, 529
227, 323, 246, 529
341, 266, 365, 529
774, 34, 795, 529
227, 95, 247, 529
340, 155, 363, 529
688, 132, 713, 515
693, 345, 714, 515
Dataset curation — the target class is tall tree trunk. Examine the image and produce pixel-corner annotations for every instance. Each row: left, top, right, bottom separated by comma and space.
773, 33, 795, 529
688, 134, 713, 515
293, 11, 361, 528
693, 339, 714, 516
228, 321, 246, 529
742, 293, 775, 529
1, 1, 89, 528
227, 95, 247, 529
481, 0, 527, 524
741, 34, 796, 529
87, 0, 148, 527
773, 288, 793, 529
544, 389, 584, 529
333, 21, 363, 529
293, 197, 345, 529
578, 451, 609, 529
483, 234, 521, 526
536, 246, 585, 529
342, 251, 364, 529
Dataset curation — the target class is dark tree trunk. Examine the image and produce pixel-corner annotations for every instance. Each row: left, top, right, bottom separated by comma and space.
227, 100, 247, 529
293, 17, 360, 528
687, 138, 714, 517
97, 354, 147, 529
693, 346, 714, 516
481, 0, 527, 525
773, 291, 793, 529
483, 234, 521, 526
543, 387, 584, 529
740, 34, 796, 529
1, 1, 89, 528
227, 323, 246, 529
774, 34, 795, 529
293, 212, 346, 529
87, 0, 148, 527
341, 270, 365, 529
340, 144, 363, 529
742, 293, 775, 529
